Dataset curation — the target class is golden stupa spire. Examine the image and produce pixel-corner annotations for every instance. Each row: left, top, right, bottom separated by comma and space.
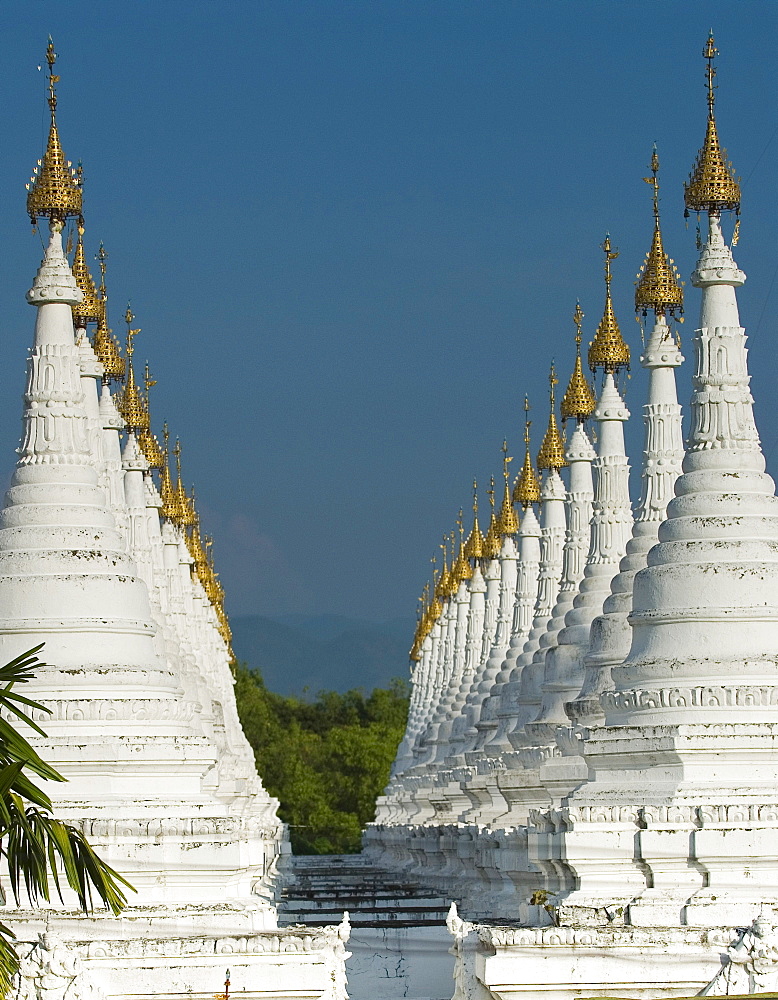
92, 243, 125, 383
160, 424, 179, 521
174, 438, 196, 527
536, 362, 568, 471
410, 586, 426, 661
561, 301, 597, 423
684, 33, 741, 216
117, 305, 150, 432
71, 219, 101, 328
202, 533, 233, 658
26, 38, 83, 228
452, 509, 473, 583
483, 475, 501, 558
186, 496, 210, 586
137, 362, 164, 471
201, 535, 219, 606
513, 397, 542, 508
464, 479, 486, 560
427, 555, 442, 622
498, 440, 519, 535
635, 147, 684, 317
435, 537, 451, 599
587, 236, 630, 373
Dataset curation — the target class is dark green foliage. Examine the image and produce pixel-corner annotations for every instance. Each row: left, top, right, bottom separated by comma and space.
234, 666, 409, 854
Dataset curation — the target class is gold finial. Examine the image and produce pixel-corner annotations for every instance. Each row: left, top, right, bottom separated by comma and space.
498, 440, 519, 534
452, 509, 473, 583
117, 304, 149, 432
160, 423, 179, 520
202, 535, 222, 607
97, 241, 107, 297
513, 397, 542, 508
587, 236, 630, 373
483, 474, 501, 557
464, 478, 485, 560
561, 301, 597, 422
71, 221, 101, 327
174, 438, 196, 527
26, 38, 83, 227
201, 537, 233, 659
187, 506, 211, 586
92, 243, 125, 382
684, 33, 741, 216
635, 147, 684, 318
423, 555, 443, 633
428, 570, 442, 622
435, 537, 452, 599
137, 362, 164, 470
536, 362, 568, 470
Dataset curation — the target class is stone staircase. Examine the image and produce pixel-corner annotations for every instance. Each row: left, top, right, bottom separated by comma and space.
277, 854, 454, 928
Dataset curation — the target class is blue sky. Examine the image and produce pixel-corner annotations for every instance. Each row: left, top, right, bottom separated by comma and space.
0, 2, 775, 633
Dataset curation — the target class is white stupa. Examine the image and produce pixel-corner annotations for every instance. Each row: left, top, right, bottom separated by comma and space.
366, 32, 778, 1000
3, 41, 348, 1000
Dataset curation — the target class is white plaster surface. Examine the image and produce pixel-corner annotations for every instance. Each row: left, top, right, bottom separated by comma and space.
346, 927, 454, 1000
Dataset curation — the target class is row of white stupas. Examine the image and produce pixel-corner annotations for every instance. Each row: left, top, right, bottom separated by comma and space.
365, 36, 778, 998
1, 42, 348, 1000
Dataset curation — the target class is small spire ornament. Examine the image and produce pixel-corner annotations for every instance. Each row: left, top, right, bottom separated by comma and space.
117, 305, 149, 432
498, 440, 519, 535
464, 479, 485, 560
561, 301, 597, 423
684, 33, 741, 216
635, 146, 684, 318
513, 397, 542, 508
160, 423, 179, 521
26, 38, 82, 228
436, 537, 451, 599
453, 509, 473, 583
137, 362, 164, 471
174, 438, 196, 528
71, 219, 101, 328
483, 474, 501, 558
536, 362, 567, 470
92, 242, 125, 383
588, 236, 630, 374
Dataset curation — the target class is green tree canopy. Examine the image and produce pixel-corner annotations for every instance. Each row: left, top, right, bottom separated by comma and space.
235, 666, 409, 854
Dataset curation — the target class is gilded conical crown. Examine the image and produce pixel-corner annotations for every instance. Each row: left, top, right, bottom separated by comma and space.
160, 425, 179, 521
26, 40, 83, 227
435, 540, 451, 599
513, 398, 542, 508
684, 35, 740, 215
174, 439, 196, 527
635, 148, 684, 317
588, 236, 630, 373
483, 476, 501, 557
498, 442, 519, 535
71, 223, 101, 327
92, 244, 125, 382
464, 481, 485, 560
561, 302, 597, 422
117, 306, 150, 432
536, 363, 567, 470
187, 508, 210, 585
452, 514, 473, 584
138, 363, 164, 470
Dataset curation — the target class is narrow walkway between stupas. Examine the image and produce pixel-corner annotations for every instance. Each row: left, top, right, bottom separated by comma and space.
278, 854, 453, 927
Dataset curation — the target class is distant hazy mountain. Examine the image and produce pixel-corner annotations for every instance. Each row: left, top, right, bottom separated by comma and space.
230, 613, 413, 696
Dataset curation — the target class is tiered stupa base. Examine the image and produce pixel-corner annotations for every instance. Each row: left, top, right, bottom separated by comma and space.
9, 905, 350, 1000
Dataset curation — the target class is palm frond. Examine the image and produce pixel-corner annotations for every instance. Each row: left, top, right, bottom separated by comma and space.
0, 923, 19, 1000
